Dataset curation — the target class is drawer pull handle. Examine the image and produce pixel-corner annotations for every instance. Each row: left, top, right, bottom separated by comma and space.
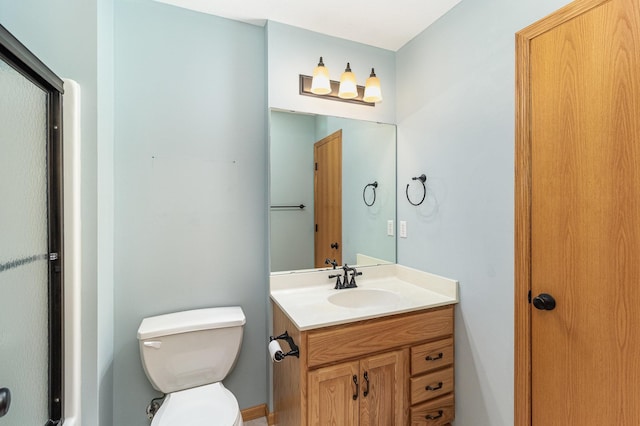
426, 381, 443, 391
425, 352, 443, 361
426, 410, 444, 420
352, 375, 359, 400
363, 371, 370, 397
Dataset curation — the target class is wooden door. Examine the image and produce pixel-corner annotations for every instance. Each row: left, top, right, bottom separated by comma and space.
360, 350, 406, 426
516, 0, 640, 424
314, 130, 342, 267
308, 361, 359, 425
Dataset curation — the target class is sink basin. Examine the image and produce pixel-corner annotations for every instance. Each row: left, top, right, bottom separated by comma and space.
328, 289, 402, 309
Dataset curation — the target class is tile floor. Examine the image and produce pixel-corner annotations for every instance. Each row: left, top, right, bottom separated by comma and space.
244, 417, 268, 426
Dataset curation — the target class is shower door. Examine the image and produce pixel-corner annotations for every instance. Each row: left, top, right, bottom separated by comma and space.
0, 25, 64, 425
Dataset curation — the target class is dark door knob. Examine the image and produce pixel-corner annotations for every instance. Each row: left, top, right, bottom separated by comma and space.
330, 242, 339, 249
0, 387, 11, 418
533, 293, 556, 311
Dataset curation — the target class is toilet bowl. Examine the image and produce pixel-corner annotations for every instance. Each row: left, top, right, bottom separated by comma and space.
137, 307, 246, 425
150, 383, 243, 426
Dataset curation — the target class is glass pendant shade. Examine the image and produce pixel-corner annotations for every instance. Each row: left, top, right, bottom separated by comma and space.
310, 57, 331, 95
363, 68, 383, 103
338, 63, 358, 99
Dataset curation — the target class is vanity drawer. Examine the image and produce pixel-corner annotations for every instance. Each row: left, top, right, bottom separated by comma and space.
410, 393, 454, 426
411, 337, 454, 375
307, 306, 454, 368
410, 367, 454, 405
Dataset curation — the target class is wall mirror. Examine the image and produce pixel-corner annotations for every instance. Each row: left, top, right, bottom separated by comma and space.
269, 110, 396, 272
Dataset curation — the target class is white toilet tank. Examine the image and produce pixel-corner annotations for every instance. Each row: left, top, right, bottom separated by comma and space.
137, 306, 246, 394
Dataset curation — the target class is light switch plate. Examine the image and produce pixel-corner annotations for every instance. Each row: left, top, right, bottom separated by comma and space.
387, 220, 394, 236
400, 221, 407, 238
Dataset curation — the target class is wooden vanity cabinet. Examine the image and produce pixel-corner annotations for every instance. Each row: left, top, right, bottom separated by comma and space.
309, 350, 405, 425
272, 302, 455, 426
409, 337, 455, 425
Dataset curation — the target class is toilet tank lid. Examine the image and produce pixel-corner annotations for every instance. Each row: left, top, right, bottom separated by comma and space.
137, 307, 246, 340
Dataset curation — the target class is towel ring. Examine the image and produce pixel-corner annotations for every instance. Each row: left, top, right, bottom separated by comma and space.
406, 174, 427, 206
363, 181, 378, 206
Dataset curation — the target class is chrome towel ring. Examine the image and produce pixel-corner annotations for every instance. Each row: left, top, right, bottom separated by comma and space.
406, 174, 427, 206
363, 181, 378, 206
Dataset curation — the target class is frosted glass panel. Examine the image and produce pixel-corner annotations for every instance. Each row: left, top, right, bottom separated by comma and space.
0, 58, 49, 424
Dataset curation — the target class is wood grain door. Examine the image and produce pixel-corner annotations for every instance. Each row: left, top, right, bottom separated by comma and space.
314, 130, 342, 267
516, 0, 640, 424
360, 351, 406, 426
308, 361, 359, 426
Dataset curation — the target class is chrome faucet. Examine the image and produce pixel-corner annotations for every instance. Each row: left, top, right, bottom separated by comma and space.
342, 264, 362, 288
328, 264, 362, 290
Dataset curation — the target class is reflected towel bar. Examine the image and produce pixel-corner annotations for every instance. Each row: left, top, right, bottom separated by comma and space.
270, 204, 306, 210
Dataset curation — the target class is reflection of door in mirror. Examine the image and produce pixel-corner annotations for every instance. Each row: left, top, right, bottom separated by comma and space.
314, 130, 342, 267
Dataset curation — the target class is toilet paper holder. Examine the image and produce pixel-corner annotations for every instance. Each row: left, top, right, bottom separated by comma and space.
269, 331, 300, 360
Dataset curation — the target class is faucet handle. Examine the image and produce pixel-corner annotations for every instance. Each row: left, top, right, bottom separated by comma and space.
329, 274, 343, 289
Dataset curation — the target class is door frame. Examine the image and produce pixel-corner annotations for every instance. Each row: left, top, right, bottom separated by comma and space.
514, 0, 611, 424
0, 23, 65, 423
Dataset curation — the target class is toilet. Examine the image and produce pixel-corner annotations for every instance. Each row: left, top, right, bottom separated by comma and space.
137, 306, 246, 425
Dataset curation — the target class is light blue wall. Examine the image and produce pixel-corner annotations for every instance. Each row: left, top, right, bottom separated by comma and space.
0, 1, 113, 425
396, 0, 569, 424
113, 0, 268, 424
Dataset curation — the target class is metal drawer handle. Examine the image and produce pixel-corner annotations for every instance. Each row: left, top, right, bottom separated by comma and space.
352, 375, 359, 400
426, 381, 443, 391
426, 410, 444, 420
425, 352, 443, 361
363, 371, 370, 397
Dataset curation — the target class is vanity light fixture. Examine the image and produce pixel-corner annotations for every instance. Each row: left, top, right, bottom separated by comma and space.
363, 68, 383, 103
299, 58, 382, 107
338, 63, 358, 99
310, 57, 331, 95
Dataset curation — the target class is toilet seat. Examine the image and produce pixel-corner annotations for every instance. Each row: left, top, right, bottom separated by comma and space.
151, 382, 243, 426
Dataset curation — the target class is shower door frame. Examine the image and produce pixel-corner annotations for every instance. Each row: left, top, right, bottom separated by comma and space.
0, 23, 65, 424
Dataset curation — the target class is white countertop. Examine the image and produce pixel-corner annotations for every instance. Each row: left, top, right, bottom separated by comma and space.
270, 264, 458, 331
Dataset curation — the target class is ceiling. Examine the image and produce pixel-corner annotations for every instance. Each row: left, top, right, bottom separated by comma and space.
154, 0, 462, 51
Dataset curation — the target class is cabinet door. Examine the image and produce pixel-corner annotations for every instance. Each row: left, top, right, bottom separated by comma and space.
360, 350, 406, 426
308, 361, 359, 426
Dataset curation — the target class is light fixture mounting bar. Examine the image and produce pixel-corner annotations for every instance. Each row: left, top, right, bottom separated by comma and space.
299, 75, 375, 107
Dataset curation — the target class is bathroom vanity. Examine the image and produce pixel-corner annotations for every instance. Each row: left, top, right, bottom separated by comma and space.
270, 264, 458, 425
